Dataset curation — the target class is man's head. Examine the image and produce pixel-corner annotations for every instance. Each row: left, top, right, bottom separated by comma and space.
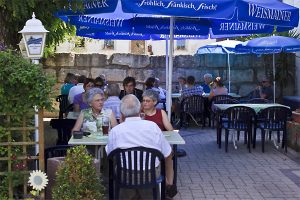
123, 77, 136, 94
261, 77, 271, 87
203, 73, 213, 84
120, 94, 141, 118
186, 76, 195, 86
178, 76, 186, 85
77, 75, 86, 84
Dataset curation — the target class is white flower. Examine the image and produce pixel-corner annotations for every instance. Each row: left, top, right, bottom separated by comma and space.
28, 170, 48, 191
86, 121, 97, 133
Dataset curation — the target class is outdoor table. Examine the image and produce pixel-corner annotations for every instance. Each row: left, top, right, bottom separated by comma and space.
66, 111, 80, 119
68, 130, 185, 185
214, 103, 289, 113
171, 93, 181, 98
214, 103, 290, 147
228, 93, 241, 98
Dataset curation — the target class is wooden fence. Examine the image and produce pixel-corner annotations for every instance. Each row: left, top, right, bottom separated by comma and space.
0, 109, 44, 199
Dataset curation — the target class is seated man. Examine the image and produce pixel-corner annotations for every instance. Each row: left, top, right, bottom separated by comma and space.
106, 94, 177, 199
119, 76, 143, 102
201, 73, 213, 93
248, 77, 273, 101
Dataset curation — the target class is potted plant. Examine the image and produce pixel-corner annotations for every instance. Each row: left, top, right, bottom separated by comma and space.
52, 145, 105, 200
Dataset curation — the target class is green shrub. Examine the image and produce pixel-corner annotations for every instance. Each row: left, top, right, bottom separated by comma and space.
0, 50, 55, 114
52, 145, 105, 200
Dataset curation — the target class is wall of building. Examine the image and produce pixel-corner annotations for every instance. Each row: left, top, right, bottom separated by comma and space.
55, 37, 216, 56
43, 53, 296, 99
284, 0, 300, 95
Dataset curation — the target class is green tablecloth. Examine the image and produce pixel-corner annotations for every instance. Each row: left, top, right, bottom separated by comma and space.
214, 103, 289, 113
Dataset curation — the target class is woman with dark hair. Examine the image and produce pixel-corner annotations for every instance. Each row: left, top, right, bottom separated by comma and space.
119, 76, 143, 102
144, 77, 156, 90
73, 78, 95, 112
209, 77, 228, 99
61, 73, 77, 95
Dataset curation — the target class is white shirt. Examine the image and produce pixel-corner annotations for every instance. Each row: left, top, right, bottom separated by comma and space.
106, 117, 172, 168
68, 83, 84, 104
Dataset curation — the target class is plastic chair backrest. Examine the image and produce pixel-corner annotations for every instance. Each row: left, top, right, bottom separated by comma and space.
181, 95, 205, 114
56, 95, 70, 118
107, 147, 166, 200
224, 106, 256, 129
50, 119, 76, 145
214, 98, 239, 104
212, 95, 234, 103
257, 106, 292, 129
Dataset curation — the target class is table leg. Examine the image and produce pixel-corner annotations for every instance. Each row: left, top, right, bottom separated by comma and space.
173, 144, 178, 185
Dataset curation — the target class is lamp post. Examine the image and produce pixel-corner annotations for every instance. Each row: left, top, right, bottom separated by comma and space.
19, 12, 48, 156
19, 12, 48, 63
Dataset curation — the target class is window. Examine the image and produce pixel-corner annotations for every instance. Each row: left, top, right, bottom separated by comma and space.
103, 40, 114, 49
176, 40, 186, 50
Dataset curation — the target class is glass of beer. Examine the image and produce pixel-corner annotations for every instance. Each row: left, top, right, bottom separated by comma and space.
102, 116, 110, 135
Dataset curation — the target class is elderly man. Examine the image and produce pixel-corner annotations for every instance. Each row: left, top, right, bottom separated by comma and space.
106, 94, 177, 199
201, 73, 213, 93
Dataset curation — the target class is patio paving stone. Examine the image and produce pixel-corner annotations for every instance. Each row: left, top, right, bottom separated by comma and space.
173, 127, 300, 200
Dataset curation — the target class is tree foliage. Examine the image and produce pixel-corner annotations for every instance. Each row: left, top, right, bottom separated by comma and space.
0, 0, 80, 56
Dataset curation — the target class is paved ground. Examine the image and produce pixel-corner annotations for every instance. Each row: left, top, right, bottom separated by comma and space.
44, 121, 300, 199
174, 127, 300, 200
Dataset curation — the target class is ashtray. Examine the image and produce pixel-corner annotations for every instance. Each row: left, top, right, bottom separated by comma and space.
73, 131, 83, 139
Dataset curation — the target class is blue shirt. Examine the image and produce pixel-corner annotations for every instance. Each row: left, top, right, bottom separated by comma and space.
201, 83, 211, 93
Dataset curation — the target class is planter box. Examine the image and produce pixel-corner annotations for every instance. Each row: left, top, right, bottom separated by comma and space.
287, 121, 300, 152
292, 111, 300, 123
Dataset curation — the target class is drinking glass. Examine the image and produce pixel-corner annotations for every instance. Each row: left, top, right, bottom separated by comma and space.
102, 116, 110, 135
140, 112, 145, 120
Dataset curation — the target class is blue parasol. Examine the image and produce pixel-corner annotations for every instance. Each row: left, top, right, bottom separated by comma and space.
235, 36, 300, 102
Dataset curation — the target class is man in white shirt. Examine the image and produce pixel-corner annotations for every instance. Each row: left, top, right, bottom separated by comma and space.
106, 94, 177, 199
68, 75, 86, 104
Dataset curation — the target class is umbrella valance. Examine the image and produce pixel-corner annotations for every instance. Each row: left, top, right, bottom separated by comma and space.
59, 0, 299, 28
235, 36, 300, 54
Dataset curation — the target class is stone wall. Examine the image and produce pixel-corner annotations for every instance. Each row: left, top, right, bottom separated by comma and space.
43, 53, 296, 98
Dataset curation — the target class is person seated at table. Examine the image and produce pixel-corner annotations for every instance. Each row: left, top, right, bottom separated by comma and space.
176, 76, 187, 93
208, 76, 228, 100
248, 77, 273, 101
60, 73, 77, 95
106, 94, 177, 199
145, 77, 156, 90
142, 90, 173, 131
181, 75, 204, 98
72, 87, 118, 134
119, 76, 143, 102
145, 77, 166, 110
103, 83, 121, 123
68, 75, 86, 104
94, 76, 105, 91
201, 73, 213, 94
73, 78, 95, 112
